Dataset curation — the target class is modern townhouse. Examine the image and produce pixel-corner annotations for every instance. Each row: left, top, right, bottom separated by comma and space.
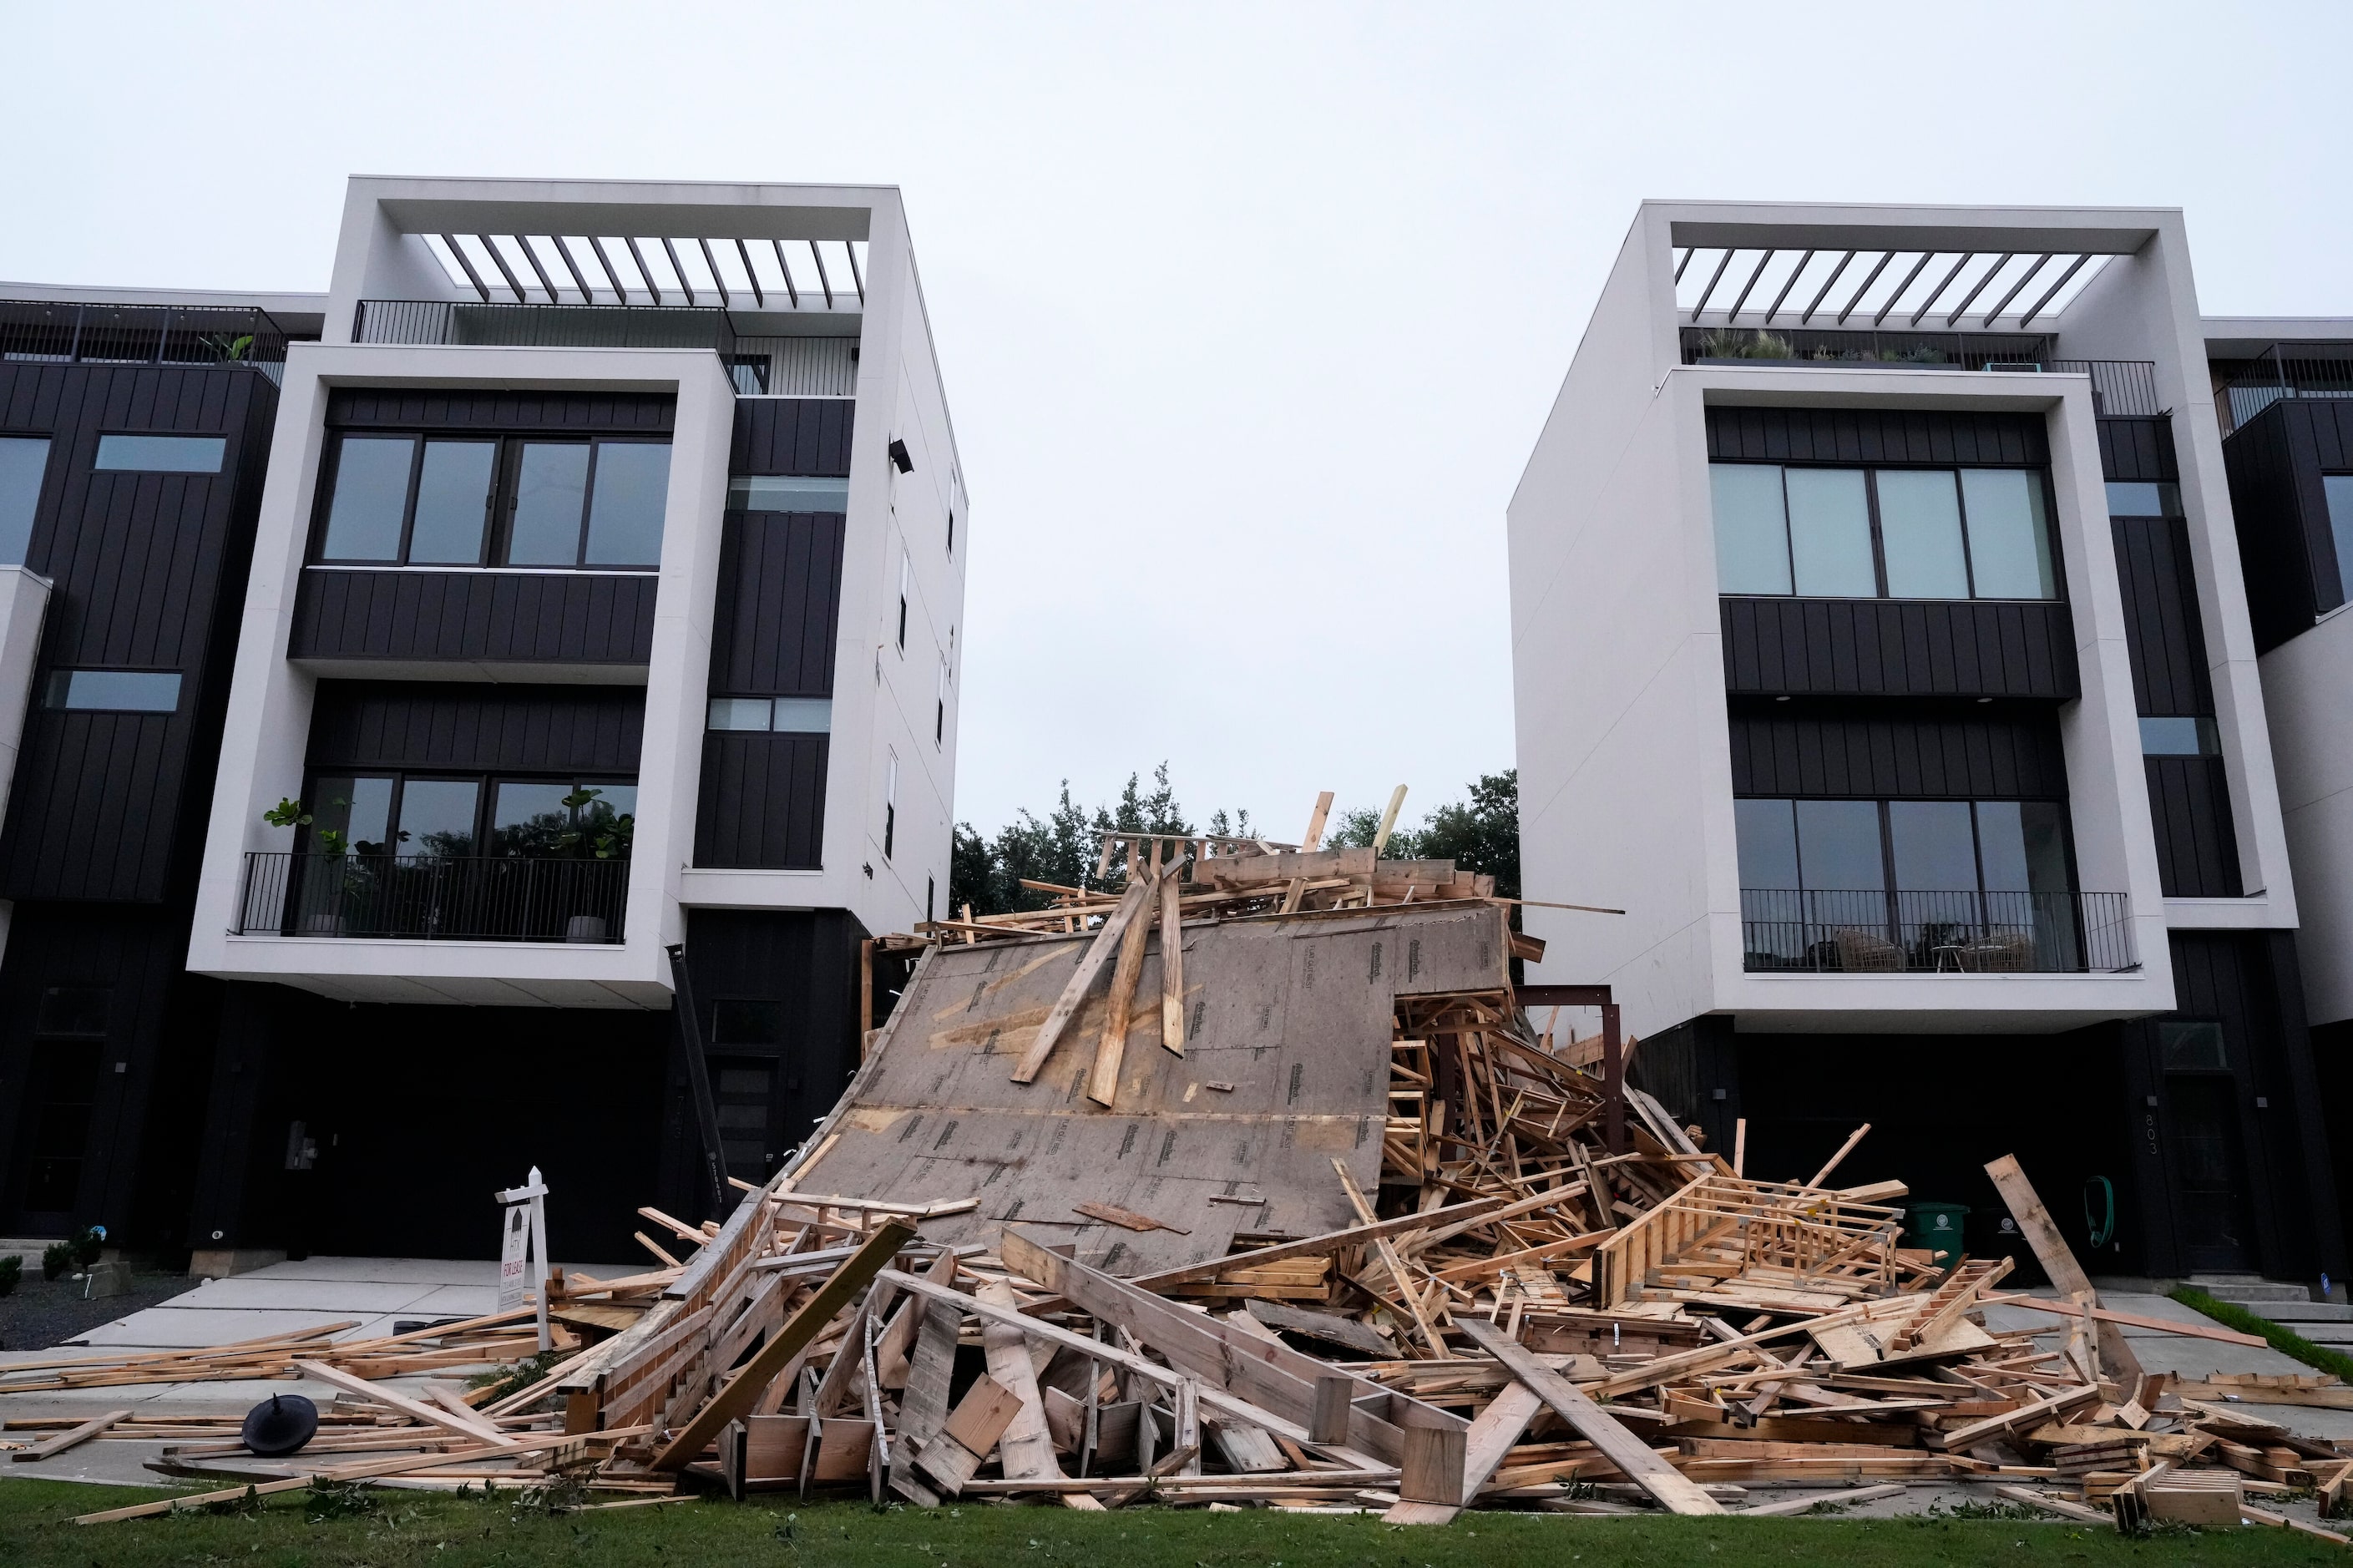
1510, 202, 2343, 1287
0, 176, 965, 1267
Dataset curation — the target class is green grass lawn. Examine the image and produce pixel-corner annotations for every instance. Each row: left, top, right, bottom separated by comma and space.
1, 1480, 2345, 1568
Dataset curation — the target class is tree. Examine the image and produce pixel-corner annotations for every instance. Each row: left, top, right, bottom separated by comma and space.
949, 767, 1521, 919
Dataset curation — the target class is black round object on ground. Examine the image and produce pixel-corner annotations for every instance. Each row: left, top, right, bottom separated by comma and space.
242, 1392, 319, 1457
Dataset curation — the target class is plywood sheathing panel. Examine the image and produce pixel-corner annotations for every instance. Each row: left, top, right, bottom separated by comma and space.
792, 904, 1512, 1275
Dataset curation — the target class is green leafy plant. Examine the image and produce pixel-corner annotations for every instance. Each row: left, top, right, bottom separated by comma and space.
466, 1347, 568, 1404
265, 796, 347, 856
557, 787, 634, 860
41, 1227, 103, 1280
0, 1253, 21, 1295
305, 1478, 380, 1520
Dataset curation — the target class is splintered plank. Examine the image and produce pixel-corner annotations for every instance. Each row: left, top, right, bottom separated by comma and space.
1074, 1201, 1190, 1235
650, 1219, 915, 1469
1384, 1380, 1543, 1525
1456, 1318, 1723, 1515
1011, 877, 1156, 1085
977, 1279, 1105, 1510
1089, 873, 1161, 1106
1158, 871, 1186, 1057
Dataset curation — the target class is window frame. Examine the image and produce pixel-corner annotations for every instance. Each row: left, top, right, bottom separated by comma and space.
299, 768, 637, 859
309, 430, 672, 571
43, 667, 183, 714
1710, 458, 2066, 604
1733, 794, 2079, 900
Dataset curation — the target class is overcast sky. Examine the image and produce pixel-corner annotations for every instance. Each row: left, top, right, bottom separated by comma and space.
5, 2, 2349, 843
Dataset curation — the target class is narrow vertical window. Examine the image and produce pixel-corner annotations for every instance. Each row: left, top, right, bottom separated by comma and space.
1710, 463, 1793, 594
927, 876, 935, 923
883, 751, 898, 861
897, 552, 911, 650
935, 658, 949, 746
946, 510, 955, 557
0, 437, 53, 564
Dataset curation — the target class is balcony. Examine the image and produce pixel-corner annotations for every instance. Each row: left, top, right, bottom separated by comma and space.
1739, 888, 2133, 974
2213, 343, 2353, 436
1, 301, 293, 379
1681, 327, 2160, 416
354, 299, 740, 357
236, 852, 630, 943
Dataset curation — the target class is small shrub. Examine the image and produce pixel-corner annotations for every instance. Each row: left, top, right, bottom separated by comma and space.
42, 1241, 74, 1280
0, 1254, 21, 1295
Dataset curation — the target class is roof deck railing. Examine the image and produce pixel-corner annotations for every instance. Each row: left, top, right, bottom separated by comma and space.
0, 301, 292, 380
2214, 343, 2353, 437
1681, 327, 2161, 417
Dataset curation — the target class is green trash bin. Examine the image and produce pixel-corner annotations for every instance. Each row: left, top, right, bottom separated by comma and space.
1907, 1202, 1970, 1267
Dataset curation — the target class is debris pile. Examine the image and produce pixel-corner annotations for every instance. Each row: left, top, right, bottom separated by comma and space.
13, 822, 2353, 1537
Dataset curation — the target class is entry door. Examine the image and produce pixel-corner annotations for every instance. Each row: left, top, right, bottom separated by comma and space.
709, 1056, 780, 1184
2167, 1074, 2253, 1272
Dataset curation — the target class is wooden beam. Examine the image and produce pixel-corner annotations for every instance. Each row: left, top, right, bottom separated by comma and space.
293, 1361, 516, 1447
1129, 1197, 1511, 1290
11, 1408, 129, 1462
1456, 1318, 1722, 1515
978, 1279, 1103, 1510
1301, 791, 1335, 852
1984, 1154, 2143, 1382
1089, 872, 1160, 1105
651, 1219, 916, 1469
1979, 1292, 2267, 1348
1157, 871, 1185, 1057
1384, 1381, 1542, 1525
1011, 877, 1155, 1084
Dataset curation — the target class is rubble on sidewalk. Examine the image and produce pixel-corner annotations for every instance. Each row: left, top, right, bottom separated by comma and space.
17, 824, 2353, 1534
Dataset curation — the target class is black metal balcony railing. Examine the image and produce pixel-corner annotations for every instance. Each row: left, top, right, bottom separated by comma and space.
353, 300, 740, 360
1739, 888, 2133, 974
237, 852, 630, 943
2213, 344, 2353, 437
1, 301, 292, 379
1680, 327, 2162, 417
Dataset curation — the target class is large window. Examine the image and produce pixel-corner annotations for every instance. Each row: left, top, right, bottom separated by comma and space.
1736, 795, 2082, 972
315, 433, 671, 569
1712, 463, 2057, 600
302, 772, 635, 858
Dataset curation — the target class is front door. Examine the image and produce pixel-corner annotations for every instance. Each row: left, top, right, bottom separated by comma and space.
2160, 1020, 2253, 1272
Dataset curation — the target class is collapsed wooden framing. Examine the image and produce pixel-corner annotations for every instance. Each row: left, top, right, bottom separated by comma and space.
22, 832, 2353, 1530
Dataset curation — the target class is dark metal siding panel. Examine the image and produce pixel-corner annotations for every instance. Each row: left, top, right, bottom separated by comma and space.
2096, 417, 2178, 483
1705, 407, 2049, 467
2145, 756, 2243, 898
1719, 598, 2078, 698
1729, 703, 2068, 799
729, 399, 854, 476
710, 513, 845, 695
694, 734, 827, 868
0, 364, 276, 903
2224, 402, 2324, 653
324, 390, 675, 432
2109, 518, 2215, 717
305, 681, 645, 773
288, 570, 657, 665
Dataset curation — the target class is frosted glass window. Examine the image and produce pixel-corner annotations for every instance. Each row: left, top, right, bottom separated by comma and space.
1961, 469, 2056, 599
1785, 468, 1876, 596
1876, 469, 1970, 598
709, 698, 773, 731
45, 669, 180, 711
94, 434, 224, 473
321, 437, 414, 560
1710, 463, 1791, 594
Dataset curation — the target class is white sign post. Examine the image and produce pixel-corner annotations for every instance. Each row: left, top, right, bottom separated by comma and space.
494, 1166, 552, 1353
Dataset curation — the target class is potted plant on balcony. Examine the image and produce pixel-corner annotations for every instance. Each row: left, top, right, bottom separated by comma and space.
263, 797, 358, 935
554, 787, 633, 943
